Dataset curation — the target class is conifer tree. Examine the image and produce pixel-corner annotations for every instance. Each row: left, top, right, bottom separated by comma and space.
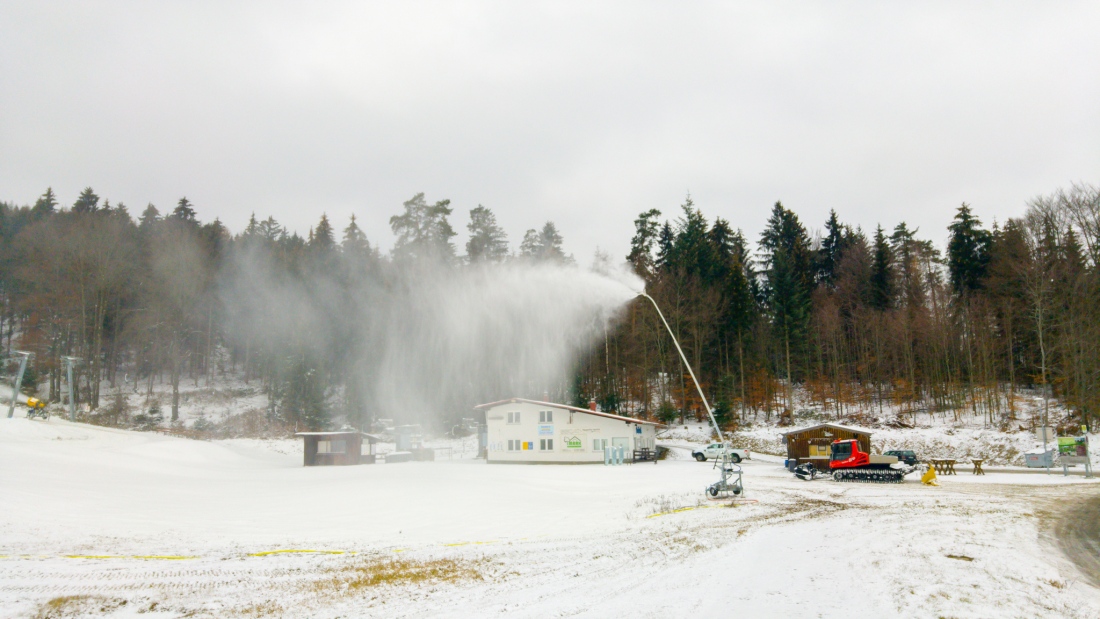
626, 209, 662, 279
520, 222, 568, 263
759, 201, 813, 410
668, 197, 711, 279
139, 204, 161, 232
32, 188, 57, 219
73, 187, 100, 213
947, 203, 991, 296
817, 209, 847, 286
170, 197, 198, 223
311, 214, 336, 253
341, 214, 370, 254
465, 205, 509, 263
655, 221, 674, 272
869, 225, 894, 311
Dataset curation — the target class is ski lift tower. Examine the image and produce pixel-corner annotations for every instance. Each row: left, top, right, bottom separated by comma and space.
5, 350, 33, 419
61, 356, 82, 422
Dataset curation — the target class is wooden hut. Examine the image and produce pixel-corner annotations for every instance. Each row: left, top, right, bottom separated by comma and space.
296, 431, 380, 466
781, 423, 872, 469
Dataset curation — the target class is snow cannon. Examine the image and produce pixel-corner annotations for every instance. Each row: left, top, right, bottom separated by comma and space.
26, 397, 48, 420
921, 463, 938, 486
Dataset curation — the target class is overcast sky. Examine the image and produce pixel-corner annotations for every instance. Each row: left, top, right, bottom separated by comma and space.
2, 2, 1097, 261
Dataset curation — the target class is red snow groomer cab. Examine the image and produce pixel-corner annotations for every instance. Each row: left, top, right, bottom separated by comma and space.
829, 439, 911, 483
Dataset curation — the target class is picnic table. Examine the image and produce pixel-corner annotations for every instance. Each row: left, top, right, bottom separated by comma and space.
971, 459, 985, 475
930, 458, 957, 475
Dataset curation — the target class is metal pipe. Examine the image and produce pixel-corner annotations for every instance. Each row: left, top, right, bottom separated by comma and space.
6, 351, 32, 419
637, 293, 724, 443
61, 356, 81, 422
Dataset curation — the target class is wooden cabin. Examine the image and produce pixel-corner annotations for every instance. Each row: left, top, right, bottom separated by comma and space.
781, 423, 872, 469
296, 431, 379, 466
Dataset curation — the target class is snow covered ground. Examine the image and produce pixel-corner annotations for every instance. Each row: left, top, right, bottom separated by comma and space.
2, 417, 1099, 618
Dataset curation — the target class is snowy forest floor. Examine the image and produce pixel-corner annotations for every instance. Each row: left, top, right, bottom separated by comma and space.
2, 417, 1099, 619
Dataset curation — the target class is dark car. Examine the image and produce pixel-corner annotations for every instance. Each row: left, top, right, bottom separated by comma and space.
884, 449, 918, 465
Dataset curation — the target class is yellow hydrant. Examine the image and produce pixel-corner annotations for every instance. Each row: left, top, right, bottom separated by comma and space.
921, 462, 939, 486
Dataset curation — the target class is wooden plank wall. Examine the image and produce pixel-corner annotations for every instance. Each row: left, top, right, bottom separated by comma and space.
302, 433, 363, 466
785, 427, 871, 466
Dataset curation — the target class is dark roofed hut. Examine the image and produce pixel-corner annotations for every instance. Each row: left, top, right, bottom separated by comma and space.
781, 423, 872, 470
296, 431, 381, 466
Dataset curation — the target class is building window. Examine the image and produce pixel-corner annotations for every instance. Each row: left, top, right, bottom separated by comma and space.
539, 410, 553, 423
317, 440, 346, 454
540, 438, 554, 451
592, 438, 608, 451
507, 412, 520, 424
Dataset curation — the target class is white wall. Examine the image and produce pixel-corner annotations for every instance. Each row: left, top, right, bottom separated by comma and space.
485, 401, 657, 464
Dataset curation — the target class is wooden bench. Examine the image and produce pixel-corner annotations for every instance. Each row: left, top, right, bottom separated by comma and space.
633, 448, 658, 463
971, 459, 985, 475
931, 458, 957, 475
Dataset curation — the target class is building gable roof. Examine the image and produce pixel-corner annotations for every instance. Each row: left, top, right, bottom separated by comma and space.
780, 423, 873, 437
475, 398, 663, 426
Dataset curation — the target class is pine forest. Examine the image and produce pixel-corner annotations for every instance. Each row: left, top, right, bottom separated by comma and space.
2, 183, 1099, 434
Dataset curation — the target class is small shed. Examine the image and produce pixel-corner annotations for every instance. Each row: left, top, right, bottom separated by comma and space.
781, 423, 872, 468
295, 431, 380, 466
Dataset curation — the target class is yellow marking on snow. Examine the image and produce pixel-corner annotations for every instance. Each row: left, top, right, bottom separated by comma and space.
393, 548, 407, 553
646, 505, 719, 518
443, 540, 497, 547
131, 555, 197, 560
65, 555, 124, 559
247, 549, 345, 557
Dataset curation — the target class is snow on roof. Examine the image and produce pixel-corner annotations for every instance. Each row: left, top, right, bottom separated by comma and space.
780, 423, 874, 437
295, 431, 383, 441
475, 398, 663, 426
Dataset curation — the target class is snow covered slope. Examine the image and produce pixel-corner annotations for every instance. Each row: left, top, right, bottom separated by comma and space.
2, 417, 1098, 618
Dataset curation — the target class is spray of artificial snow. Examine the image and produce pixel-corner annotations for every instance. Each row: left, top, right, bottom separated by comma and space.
370, 262, 641, 422
222, 252, 643, 427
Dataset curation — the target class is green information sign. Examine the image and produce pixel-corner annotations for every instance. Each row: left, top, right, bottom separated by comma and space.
1058, 436, 1088, 457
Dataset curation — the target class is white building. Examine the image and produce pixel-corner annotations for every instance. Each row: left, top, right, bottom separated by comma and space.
476, 398, 661, 464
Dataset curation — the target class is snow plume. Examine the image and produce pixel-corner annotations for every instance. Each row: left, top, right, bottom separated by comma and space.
221, 251, 642, 427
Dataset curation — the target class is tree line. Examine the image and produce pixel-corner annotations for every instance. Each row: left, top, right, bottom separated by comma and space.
1, 183, 1098, 432
585, 184, 1100, 433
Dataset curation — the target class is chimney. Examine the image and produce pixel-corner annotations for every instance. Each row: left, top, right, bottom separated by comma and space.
543, 391, 550, 403
588, 400, 597, 412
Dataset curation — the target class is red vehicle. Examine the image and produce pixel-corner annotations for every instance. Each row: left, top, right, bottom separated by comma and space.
829, 439, 910, 483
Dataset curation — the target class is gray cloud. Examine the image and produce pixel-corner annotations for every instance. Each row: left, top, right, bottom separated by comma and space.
2, 1, 1097, 259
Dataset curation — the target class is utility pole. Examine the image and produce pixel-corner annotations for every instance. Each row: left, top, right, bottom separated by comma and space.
61, 356, 82, 422
5, 351, 33, 419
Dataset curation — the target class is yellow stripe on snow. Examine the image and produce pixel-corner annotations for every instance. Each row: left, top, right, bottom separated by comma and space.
247, 549, 346, 557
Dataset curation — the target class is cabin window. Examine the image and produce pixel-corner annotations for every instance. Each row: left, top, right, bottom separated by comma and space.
540, 438, 554, 450
539, 410, 553, 423
507, 412, 520, 424
831, 442, 851, 459
317, 440, 346, 454
592, 438, 608, 451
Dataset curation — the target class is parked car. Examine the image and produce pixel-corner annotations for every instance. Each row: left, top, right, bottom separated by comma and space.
692, 443, 750, 463
883, 449, 918, 465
